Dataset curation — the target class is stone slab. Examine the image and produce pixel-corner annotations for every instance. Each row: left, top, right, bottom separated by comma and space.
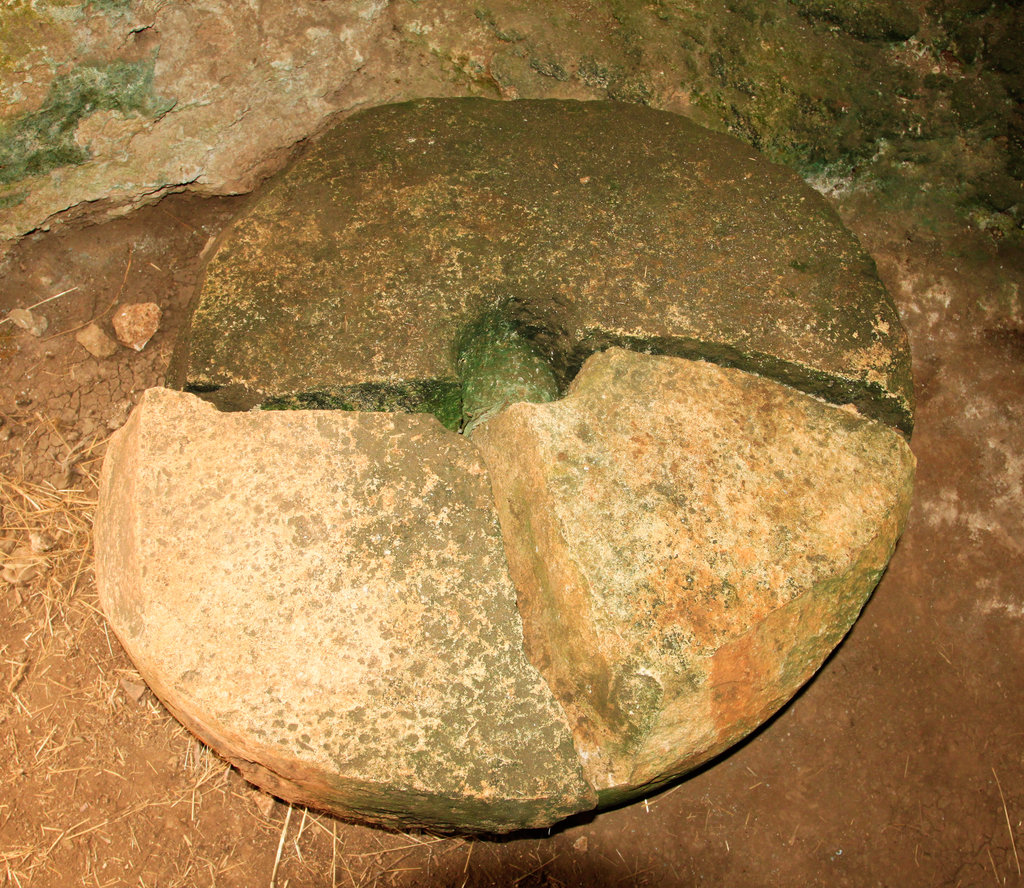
169, 98, 913, 434
94, 388, 597, 833
472, 349, 915, 798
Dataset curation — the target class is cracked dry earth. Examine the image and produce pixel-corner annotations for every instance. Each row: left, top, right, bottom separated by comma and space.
0, 187, 1022, 887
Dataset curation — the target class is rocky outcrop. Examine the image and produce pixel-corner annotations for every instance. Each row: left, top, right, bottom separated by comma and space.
4, 0, 1017, 258
0, 0, 394, 244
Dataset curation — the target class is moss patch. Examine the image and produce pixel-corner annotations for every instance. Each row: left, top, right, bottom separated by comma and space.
0, 58, 173, 186
456, 312, 559, 435
0, 188, 28, 209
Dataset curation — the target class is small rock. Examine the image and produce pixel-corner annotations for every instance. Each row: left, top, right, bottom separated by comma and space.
119, 677, 148, 704
2, 546, 46, 585
250, 789, 278, 818
28, 531, 56, 554
7, 308, 48, 337
573, 836, 589, 852
75, 323, 119, 359
112, 303, 162, 351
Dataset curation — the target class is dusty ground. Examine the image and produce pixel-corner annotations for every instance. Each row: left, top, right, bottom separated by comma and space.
0, 176, 1022, 886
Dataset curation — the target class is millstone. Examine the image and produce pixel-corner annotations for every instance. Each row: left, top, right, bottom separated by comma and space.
97, 98, 916, 833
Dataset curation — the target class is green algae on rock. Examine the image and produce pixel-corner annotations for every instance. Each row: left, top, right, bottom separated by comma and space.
472, 348, 915, 798
0, 59, 173, 187
457, 312, 559, 435
171, 98, 914, 434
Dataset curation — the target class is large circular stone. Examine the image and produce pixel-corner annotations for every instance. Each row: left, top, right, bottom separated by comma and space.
96, 99, 916, 834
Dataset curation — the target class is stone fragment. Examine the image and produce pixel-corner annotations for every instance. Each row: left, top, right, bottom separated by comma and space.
169, 99, 913, 434
75, 323, 119, 358
2, 546, 46, 585
7, 308, 47, 337
472, 349, 915, 800
119, 678, 147, 705
95, 388, 596, 833
112, 303, 161, 351
28, 531, 55, 554
250, 789, 278, 819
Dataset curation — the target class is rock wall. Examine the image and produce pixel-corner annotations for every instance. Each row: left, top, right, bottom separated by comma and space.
1, 0, 1020, 255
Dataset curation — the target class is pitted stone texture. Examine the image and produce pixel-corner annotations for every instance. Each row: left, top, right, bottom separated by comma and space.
94, 388, 596, 833
170, 98, 913, 433
472, 349, 915, 799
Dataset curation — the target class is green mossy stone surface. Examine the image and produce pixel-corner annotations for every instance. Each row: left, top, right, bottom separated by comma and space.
171, 98, 914, 434
789, 0, 920, 41
457, 313, 559, 434
0, 59, 172, 187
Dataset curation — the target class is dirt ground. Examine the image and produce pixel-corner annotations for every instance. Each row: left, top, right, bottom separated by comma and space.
1, 174, 1022, 887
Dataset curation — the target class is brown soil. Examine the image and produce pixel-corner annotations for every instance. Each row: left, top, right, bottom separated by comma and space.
1, 184, 1022, 887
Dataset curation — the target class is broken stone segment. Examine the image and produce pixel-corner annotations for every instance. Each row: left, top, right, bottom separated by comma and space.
112, 302, 162, 352
472, 349, 915, 800
169, 98, 913, 434
94, 388, 597, 833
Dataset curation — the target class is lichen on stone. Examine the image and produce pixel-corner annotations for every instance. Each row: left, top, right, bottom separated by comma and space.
0, 58, 173, 186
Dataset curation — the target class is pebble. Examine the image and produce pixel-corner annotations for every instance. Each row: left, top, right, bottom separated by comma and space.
2, 546, 46, 585
29, 531, 56, 553
7, 308, 48, 337
119, 677, 148, 704
112, 303, 162, 351
75, 322, 119, 359
250, 790, 278, 819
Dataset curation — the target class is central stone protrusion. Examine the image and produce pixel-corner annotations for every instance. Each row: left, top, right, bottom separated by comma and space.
97, 99, 916, 834
456, 312, 559, 435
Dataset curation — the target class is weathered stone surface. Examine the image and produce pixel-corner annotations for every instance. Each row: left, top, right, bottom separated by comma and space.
94, 387, 596, 833
472, 349, 915, 800
170, 98, 913, 432
7, 0, 1011, 258
0, 0, 392, 246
